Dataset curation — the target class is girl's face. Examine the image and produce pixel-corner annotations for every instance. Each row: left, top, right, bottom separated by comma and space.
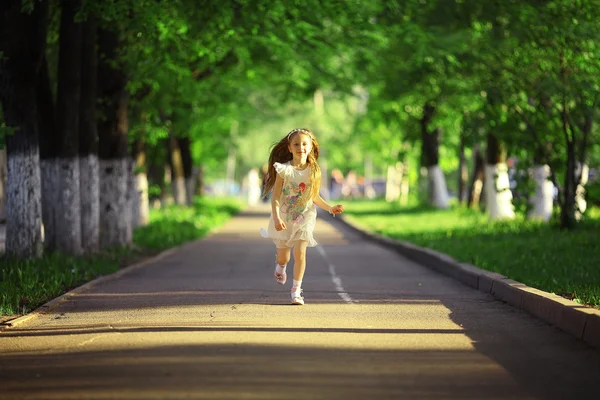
288, 133, 312, 161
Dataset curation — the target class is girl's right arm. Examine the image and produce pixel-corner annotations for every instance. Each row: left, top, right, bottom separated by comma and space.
271, 174, 287, 230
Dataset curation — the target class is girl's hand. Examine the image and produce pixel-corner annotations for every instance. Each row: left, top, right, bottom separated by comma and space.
274, 216, 287, 231
329, 204, 344, 215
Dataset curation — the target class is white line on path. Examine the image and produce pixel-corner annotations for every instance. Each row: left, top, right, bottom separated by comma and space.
316, 245, 356, 304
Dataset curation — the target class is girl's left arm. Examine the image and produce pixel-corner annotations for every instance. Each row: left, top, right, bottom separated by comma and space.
313, 193, 344, 215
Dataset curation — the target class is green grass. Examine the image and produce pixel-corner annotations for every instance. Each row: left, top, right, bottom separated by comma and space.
133, 197, 243, 250
344, 201, 600, 308
0, 197, 243, 317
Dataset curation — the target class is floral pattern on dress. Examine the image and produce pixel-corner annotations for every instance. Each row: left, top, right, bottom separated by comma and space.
282, 180, 311, 222
262, 162, 318, 248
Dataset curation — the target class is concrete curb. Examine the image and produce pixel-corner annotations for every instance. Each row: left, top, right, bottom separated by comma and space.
0, 245, 183, 332
338, 214, 600, 350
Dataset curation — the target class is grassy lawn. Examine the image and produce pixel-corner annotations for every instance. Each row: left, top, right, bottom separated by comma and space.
0, 197, 243, 318
344, 201, 600, 308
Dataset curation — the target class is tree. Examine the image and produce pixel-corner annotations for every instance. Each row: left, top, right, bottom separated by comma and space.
79, 15, 100, 252
54, 0, 83, 254
457, 0, 600, 226
97, 26, 131, 247
0, 0, 48, 258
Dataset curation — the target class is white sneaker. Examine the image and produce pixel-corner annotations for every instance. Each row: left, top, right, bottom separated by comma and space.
291, 288, 304, 305
274, 264, 287, 285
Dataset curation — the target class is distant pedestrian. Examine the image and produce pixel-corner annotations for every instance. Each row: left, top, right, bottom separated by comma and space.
342, 170, 360, 199
329, 168, 344, 200
260, 128, 344, 305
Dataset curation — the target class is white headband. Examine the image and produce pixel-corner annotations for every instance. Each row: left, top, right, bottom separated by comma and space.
287, 128, 312, 141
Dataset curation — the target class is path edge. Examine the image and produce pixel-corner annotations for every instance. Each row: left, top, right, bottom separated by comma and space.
336, 214, 600, 350
0, 245, 186, 332
0, 207, 251, 332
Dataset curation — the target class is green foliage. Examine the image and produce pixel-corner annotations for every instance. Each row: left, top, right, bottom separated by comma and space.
133, 197, 243, 250
0, 248, 139, 317
587, 177, 600, 207
344, 201, 600, 307
21, 0, 600, 222
79, 0, 386, 182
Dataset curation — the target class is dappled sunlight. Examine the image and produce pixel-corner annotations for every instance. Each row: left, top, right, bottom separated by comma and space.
1, 344, 526, 400
1, 296, 523, 399
1, 302, 474, 357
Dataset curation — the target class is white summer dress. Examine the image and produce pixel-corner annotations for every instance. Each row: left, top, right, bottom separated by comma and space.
261, 161, 318, 248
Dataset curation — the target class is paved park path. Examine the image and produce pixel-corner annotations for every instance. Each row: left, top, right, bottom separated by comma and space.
1, 205, 599, 399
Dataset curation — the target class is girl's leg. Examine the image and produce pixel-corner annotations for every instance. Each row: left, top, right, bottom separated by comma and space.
273, 245, 291, 285
276, 246, 291, 267
292, 240, 308, 281
290, 241, 308, 305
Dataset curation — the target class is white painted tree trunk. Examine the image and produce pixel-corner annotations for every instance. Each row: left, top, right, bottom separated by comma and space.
528, 165, 553, 221
55, 158, 82, 255
428, 165, 449, 209
40, 159, 57, 250
386, 162, 404, 203
400, 167, 410, 206
250, 168, 263, 205
100, 159, 131, 248
80, 154, 99, 252
131, 173, 139, 230
484, 163, 515, 220
385, 164, 399, 202
132, 171, 149, 227
575, 163, 589, 220
6, 151, 43, 257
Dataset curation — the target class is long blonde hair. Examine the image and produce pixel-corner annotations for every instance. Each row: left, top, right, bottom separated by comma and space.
263, 128, 321, 204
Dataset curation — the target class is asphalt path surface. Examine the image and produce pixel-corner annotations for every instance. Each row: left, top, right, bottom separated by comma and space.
1, 205, 599, 399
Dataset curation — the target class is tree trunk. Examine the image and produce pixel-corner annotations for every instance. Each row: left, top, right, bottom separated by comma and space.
575, 162, 589, 219
385, 162, 403, 203
194, 165, 204, 197
176, 136, 194, 205
399, 160, 410, 206
54, 0, 83, 255
528, 164, 554, 221
0, 0, 48, 258
467, 145, 485, 208
0, 148, 6, 222
559, 104, 593, 228
147, 137, 168, 207
561, 140, 578, 228
97, 27, 131, 248
79, 15, 99, 253
38, 55, 58, 251
125, 156, 134, 243
484, 133, 515, 220
168, 135, 186, 205
458, 130, 468, 204
131, 138, 149, 227
420, 104, 449, 209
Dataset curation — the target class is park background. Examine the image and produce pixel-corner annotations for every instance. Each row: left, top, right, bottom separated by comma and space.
0, 0, 599, 318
